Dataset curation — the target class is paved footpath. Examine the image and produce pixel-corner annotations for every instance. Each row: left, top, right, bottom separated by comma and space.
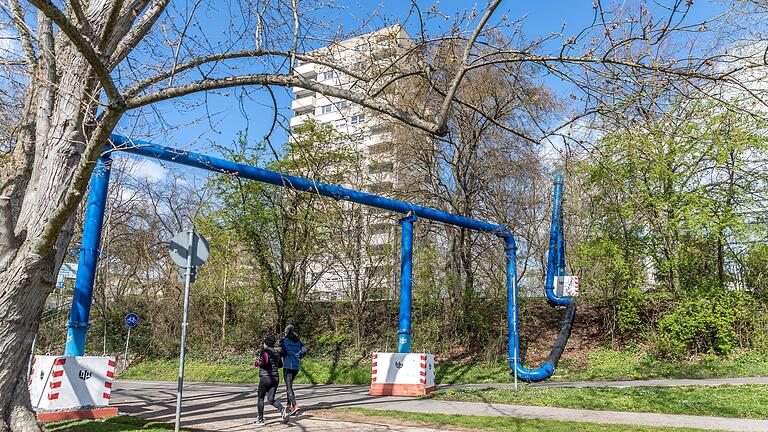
113, 379, 768, 432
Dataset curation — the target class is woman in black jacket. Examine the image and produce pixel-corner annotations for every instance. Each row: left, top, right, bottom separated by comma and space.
253, 335, 289, 426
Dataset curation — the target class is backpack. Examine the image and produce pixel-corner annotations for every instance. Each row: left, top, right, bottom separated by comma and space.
261, 348, 282, 372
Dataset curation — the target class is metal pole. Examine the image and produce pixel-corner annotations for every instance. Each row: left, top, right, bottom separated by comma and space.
26, 336, 36, 383
397, 214, 416, 353
175, 230, 195, 432
123, 327, 131, 371
65, 156, 113, 356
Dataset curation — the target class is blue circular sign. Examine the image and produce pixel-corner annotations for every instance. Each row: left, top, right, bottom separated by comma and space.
124, 313, 139, 328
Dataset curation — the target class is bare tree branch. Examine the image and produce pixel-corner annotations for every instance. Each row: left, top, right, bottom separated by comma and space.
109, 0, 170, 68
8, 0, 37, 70
167, 0, 201, 87
290, 0, 299, 74
97, 0, 126, 54
0, 196, 15, 267
436, 0, 502, 134
124, 49, 371, 96
124, 73, 441, 134
68, 0, 95, 39
32, 107, 124, 254
27, 0, 122, 103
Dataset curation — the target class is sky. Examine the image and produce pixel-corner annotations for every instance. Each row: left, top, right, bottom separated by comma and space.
112, 0, 730, 182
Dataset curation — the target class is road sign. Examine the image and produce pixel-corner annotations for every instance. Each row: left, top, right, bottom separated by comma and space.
124, 313, 139, 328
168, 229, 208, 432
169, 231, 209, 268
178, 267, 196, 284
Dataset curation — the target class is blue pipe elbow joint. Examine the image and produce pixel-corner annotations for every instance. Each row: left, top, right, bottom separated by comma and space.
514, 362, 555, 382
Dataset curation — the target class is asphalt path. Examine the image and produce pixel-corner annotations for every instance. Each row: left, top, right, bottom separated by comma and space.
112, 379, 768, 431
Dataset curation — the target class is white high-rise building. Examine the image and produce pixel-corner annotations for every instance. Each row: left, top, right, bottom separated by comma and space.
290, 26, 416, 300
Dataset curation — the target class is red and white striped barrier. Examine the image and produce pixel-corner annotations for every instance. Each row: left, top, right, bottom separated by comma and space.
370, 352, 436, 396
29, 356, 116, 413
558, 276, 580, 297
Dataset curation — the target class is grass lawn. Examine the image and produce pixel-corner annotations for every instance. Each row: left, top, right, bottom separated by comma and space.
555, 348, 768, 381
45, 415, 197, 431
428, 384, 768, 419
340, 408, 728, 432
119, 348, 768, 385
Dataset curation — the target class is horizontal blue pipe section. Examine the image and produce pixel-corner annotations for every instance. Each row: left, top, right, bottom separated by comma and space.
108, 135, 509, 235
65, 156, 113, 356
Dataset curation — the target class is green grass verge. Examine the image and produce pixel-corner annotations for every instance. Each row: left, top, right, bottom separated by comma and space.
119, 357, 373, 384
120, 348, 768, 385
343, 408, 727, 432
555, 348, 768, 381
45, 415, 196, 432
428, 384, 768, 419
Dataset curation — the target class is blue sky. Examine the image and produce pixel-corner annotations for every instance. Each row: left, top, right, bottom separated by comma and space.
116, 0, 729, 179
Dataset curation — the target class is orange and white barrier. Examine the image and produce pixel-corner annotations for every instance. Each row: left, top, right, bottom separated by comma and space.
370, 352, 436, 396
29, 356, 116, 412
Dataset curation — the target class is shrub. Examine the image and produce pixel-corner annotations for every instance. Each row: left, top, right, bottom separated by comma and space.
655, 291, 757, 359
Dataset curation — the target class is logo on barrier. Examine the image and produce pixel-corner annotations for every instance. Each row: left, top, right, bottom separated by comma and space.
78, 370, 92, 380
39, 371, 44, 380
395, 361, 403, 369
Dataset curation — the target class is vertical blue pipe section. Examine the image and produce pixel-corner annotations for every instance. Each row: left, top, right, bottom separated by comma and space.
398, 214, 417, 353
65, 156, 112, 356
545, 172, 571, 306
504, 235, 555, 382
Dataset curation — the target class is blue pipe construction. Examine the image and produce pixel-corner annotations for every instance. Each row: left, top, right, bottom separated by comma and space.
398, 214, 417, 353
65, 156, 113, 356
545, 173, 571, 306
67, 134, 574, 382
506, 173, 576, 382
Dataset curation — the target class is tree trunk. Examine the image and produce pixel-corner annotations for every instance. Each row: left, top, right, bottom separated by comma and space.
0, 252, 50, 430
0, 6, 130, 424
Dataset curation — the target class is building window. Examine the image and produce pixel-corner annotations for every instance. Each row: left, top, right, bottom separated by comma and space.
320, 104, 333, 114
321, 70, 334, 80
370, 223, 391, 236
368, 182, 393, 194
335, 101, 348, 110
350, 114, 365, 125
367, 244, 387, 256
368, 162, 393, 175
369, 142, 393, 154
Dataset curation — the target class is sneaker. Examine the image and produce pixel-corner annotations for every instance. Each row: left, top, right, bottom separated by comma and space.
254, 418, 265, 427
289, 404, 300, 415
281, 407, 290, 423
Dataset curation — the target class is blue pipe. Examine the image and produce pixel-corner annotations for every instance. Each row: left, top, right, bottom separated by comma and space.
398, 214, 417, 353
77, 135, 576, 382
108, 135, 508, 236
65, 156, 113, 356
504, 235, 555, 381
545, 172, 571, 306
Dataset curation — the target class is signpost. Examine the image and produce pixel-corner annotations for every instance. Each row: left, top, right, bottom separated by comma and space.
123, 313, 139, 370
169, 230, 208, 432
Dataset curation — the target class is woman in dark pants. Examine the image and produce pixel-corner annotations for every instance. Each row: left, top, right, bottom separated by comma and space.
253, 335, 289, 426
280, 325, 308, 415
